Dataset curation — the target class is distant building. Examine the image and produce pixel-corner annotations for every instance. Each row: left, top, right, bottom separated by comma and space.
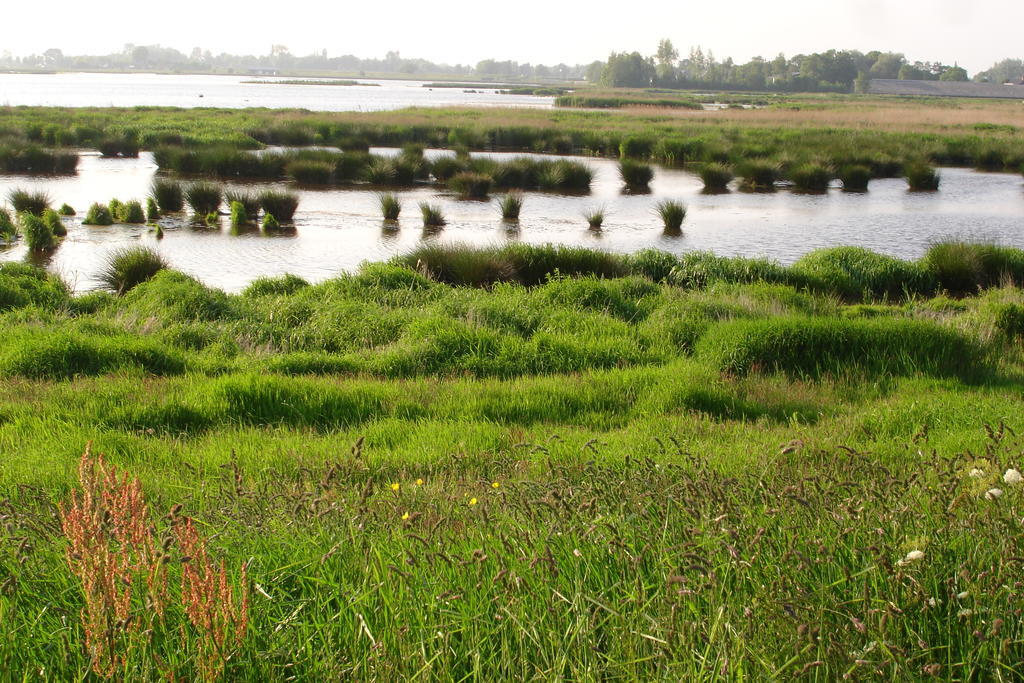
868, 79, 1024, 99
247, 67, 280, 76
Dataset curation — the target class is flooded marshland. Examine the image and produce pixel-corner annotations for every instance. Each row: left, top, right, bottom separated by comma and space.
1, 149, 1021, 292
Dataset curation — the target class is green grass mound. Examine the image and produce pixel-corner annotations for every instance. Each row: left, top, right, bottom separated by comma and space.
0, 263, 70, 312
792, 247, 936, 301
696, 316, 985, 379
0, 328, 185, 380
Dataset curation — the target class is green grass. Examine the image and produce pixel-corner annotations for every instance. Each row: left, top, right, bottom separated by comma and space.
19, 211, 56, 251
41, 208, 66, 237
788, 163, 833, 192
737, 160, 779, 191
97, 245, 170, 295
906, 162, 941, 191
419, 202, 446, 227
2, 246, 1024, 677
497, 192, 523, 221
698, 162, 733, 192
654, 199, 686, 232
82, 202, 114, 226
151, 179, 184, 212
7, 187, 50, 216
377, 192, 401, 221
184, 182, 223, 215
839, 164, 871, 191
618, 159, 654, 191
448, 172, 492, 199
583, 206, 605, 229
224, 189, 261, 219
258, 190, 299, 223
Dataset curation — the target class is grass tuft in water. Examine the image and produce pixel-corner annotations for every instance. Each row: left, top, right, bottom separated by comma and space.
146, 197, 160, 221
497, 192, 523, 221
699, 163, 733, 192
839, 165, 871, 192
58, 203, 75, 216
98, 246, 169, 294
419, 202, 446, 227
7, 188, 50, 216
151, 179, 184, 213
789, 163, 833, 192
654, 199, 686, 232
377, 192, 401, 221
224, 190, 261, 219
41, 208, 66, 237
184, 182, 223, 215
618, 159, 654, 191
82, 203, 114, 226
19, 212, 57, 251
448, 172, 492, 199
258, 191, 299, 223
583, 206, 605, 229
905, 162, 940, 191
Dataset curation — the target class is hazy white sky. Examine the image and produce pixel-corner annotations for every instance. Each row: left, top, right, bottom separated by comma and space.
3, 0, 1020, 73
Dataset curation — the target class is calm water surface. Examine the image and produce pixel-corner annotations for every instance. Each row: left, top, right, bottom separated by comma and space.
0, 73, 554, 111
1, 151, 1021, 292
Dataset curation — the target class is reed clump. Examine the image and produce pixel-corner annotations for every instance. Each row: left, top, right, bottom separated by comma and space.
497, 192, 523, 221
905, 162, 940, 191
699, 163, 733, 192
618, 159, 654, 191
448, 172, 492, 199
20, 212, 57, 251
8, 188, 51, 216
82, 203, 114, 226
654, 199, 686, 232
257, 191, 299, 223
583, 206, 605, 229
377, 192, 401, 221
99, 246, 169, 294
184, 182, 223, 215
419, 202, 446, 227
151, 179, 185, 213
839, 165, 871, 192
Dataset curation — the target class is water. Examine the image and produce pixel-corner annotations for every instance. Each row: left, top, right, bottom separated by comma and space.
1, 151, 1021, 292
0, 73, 555, 111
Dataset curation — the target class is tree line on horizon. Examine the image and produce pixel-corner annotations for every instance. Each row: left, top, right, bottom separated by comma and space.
1, 43, 1020, 94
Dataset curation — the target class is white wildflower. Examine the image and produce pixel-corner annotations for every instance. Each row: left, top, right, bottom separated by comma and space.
957, 608, 973, 618
969, 468, 986, 478
898, 550, 925, 566
956, 591, 969, 600
1004, 468, 1022, 485
926, 597, 939, 607
985, 488, 1004, 500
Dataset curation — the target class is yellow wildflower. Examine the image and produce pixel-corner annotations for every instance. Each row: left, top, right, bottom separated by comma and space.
390, 482, 400, 492
491, 481, 500, 489
469, 497, 478, 506
416, 478, 424, 486
401, 511, 410, 520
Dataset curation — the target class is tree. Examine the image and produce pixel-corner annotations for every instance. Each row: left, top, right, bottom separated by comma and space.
869, 52, 904, 79
939, 65, 968, 81
656, 39, 679, 67
601, 52, 655, 88
131, 46, 149, 67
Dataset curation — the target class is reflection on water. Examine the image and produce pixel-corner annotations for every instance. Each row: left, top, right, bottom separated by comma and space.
1, 151, 1022, 293
0, 73, 554, 111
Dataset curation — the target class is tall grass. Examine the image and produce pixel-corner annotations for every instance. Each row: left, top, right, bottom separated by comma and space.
287, 160, 333, 185
654, 199, 686, 232
583, 206, 605, 229
0, 209, 16, 241
98, 246, 169, 294
224, 190, 261, 219
258, 191, 299, 222
377, 192, 401, 221
41, 208, 67, 237
184, 182, 223, 215
151, 179, 185, 212
839, 165, 871, 192
419, 202, 446, 227
737, 161, 779, 191
699, 163, 733, 192
618, 159, 654, 191
7, 188, 50, 216
788, 163, 833, 192
497, 192, 523, 221
448, 172, 492, 199
905, 162, 940, 191
19, 212, 56, 251
82, 203, 114, 226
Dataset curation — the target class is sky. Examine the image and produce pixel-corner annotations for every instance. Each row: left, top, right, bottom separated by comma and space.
2, 0, 1020, 74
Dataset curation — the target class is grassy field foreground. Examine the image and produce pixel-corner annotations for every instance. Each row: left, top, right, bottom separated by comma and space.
1, 244, 1024, 678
